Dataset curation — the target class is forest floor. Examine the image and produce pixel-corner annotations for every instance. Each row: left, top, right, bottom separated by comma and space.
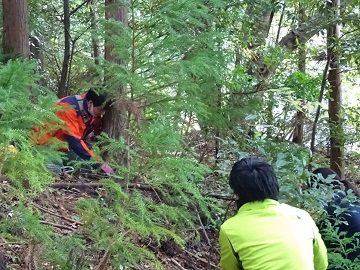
1, 174, 222, 270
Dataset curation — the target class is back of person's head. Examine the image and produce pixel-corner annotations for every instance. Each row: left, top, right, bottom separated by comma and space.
313, 168, 341, 181
85, 89, 113, 110
312, 167, 360, 198
311, 167, 341, 189
229, 157, 279, 208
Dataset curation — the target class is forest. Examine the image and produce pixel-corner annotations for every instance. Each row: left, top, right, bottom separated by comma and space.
0, 0, 360, 269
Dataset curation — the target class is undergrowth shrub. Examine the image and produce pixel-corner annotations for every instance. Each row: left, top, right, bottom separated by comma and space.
0, 60, 80, 268
0, 59, 61, 195
320, 215, 360, 269
311, 184, 360, 270
76, 117, 221, 268
0, 204, 85, 269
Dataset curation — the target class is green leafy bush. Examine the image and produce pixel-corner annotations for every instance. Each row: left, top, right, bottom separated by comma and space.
0, 59, 62, 194
76, 117, 220, 268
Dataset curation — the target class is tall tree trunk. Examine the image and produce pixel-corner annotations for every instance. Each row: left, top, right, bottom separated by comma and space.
90, 0, 100, 65
58, 0, 71, 98
292, 7, 306, 144
292, 110, 305, 144
104, 0, 128, 64
2, 0, 30, 57
103, 0, 128, 165
327, 0, 344, 178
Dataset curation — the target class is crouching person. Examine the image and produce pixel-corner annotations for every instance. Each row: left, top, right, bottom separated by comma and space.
32, 89, 113, 175
219, 157, 328, 270
312, 168, 360, 268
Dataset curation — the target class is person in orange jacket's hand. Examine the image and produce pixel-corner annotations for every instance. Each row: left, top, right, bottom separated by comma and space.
33, 89, 113, 175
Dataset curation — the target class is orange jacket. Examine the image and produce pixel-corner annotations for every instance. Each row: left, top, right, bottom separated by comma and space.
33, 94, 97, 160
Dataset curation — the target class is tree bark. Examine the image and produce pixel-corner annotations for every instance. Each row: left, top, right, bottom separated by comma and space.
58, 0, 71, 98
103, 0, 128, 139
90, 0, 100, 65
292, 7, 306, 145
103, 0, 128, 165
2, 0, 30, 57
327, 0, 344, 178
292, 110, 305, 144
0, 252, 7, 270
104, 0, 128, 64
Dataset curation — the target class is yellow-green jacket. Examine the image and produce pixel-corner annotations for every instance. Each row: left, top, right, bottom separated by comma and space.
219, 199, 328, 270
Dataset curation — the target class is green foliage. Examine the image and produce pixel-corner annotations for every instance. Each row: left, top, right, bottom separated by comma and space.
0, 59, 89, 268
3, 0, 360, 268
316, 192, 360, 270
284, 71, 321, 101
0, 205, 86, 269
0, 59, 61, 194
96, 0, 229, 134
342, 106, 360, 150
217, 134, 314, 207
76, 117, 219, 267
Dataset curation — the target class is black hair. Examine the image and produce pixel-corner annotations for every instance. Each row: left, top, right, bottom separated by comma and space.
229, 157, 279, 208
312, 167, 360, 198
313, 168, 341, 181
311, 168, 341, 189
85, 89, 113, 110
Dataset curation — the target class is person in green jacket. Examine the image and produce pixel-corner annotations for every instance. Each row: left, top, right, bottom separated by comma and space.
219, 157, 328, 270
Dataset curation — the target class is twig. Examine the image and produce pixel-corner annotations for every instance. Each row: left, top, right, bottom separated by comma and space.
275, 3, 286, 44
24, 242, 35, 269
70, 0, 89, 16
39, 220, 76, 231
50, 182, 99, 189
231, 87, 268, 96
0, 242, 22, 247
94, 249, 111, 270
183, 250, 219, 269
195, 208, 211, 247
204, 193, 234, 201
339, 27, 360, 39
51, 181, 234, 201
31, 202, 83, 226
170, 258, 187, 270
221, 195, 236, 224
50, 182, 153, 191
148, 184, 162, 202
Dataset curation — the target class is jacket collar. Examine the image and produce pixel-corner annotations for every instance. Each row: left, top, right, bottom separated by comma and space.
238, 199, 279, 213
80, 97, 92, 123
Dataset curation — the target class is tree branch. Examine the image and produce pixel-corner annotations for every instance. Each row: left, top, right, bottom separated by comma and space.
253, 0, 353, 80
50, 181, 234, 201
70, 0, 90, 16
310, 52, 331, 156
39, 220, 76, 231
231, 83, 269, 96
31, 202, 83, 226
278, 0, 352, 51
275, 4, 286, 44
